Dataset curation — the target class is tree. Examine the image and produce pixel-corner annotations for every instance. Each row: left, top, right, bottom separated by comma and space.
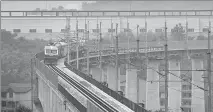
138, 30, 157, 42
197, 35, 206, 40
117, 31, 135, 43
171, 23, 185, 41
1, 30, 47, 85
16, 104, 32, 112
51, 7, 57, 11
35, 8, 40, 11
58, 6, 64, 11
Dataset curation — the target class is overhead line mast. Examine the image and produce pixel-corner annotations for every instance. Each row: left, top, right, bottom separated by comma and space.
164, 19, 169, 112
66, 17, 70, 64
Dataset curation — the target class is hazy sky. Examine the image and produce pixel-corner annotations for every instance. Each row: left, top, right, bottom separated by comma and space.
3, 1, 213, 11
2, 1, 95, 11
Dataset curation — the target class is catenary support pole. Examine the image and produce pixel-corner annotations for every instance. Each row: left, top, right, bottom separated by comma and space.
115, 23, 119, 91
136, 25, 140, 103
164, 20, 169, 112
207, 21, 212, 112
185, 18, 189, 59
76, 19, 79, 69
0, 2, 2, 111
31, 59, 34, 112
127, 20, 130, 69
111, 18, 114, 49
99, 22, 103, 82
87, 21, 90, 75
66, 17, 70, 64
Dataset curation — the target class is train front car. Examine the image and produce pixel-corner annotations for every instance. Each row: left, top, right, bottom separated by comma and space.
44, 45, 59, 65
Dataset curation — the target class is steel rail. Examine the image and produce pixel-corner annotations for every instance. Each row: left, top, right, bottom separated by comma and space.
49, 65, 119, 112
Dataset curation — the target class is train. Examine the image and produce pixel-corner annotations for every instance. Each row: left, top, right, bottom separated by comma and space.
44, 41, 68, 65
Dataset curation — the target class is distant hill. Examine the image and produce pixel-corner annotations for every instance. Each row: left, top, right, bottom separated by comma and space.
33, 5, 77, 11
32, 1, 213, 11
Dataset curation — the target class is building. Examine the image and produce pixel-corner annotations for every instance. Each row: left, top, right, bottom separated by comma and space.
1, 83, 32, 112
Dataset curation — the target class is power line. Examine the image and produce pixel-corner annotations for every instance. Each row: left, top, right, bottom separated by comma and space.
107, 54, 207, 92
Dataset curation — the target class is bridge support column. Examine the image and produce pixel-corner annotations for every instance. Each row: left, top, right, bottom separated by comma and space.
146, 61, 160, 111
126, 60, 147, 104
168, 60, 181, 112
102, 65, 108, 83
126, 67, 137, 102
36, 69, 78, 112
106, 65, 120, 91
191, 59, 205, 112
120, 64, 126, 96
90, 67, 102, 82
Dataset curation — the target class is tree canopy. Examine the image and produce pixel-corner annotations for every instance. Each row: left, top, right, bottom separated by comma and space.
1, 30, 47, 85
170, 23, 185, 41
16, 104, 32, 112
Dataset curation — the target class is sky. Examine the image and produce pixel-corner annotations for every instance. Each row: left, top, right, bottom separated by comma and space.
2, 1, 213, 11
1, 1, 95, 11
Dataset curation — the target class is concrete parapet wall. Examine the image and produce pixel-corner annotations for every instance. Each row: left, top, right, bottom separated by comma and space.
36, 69, 79, 112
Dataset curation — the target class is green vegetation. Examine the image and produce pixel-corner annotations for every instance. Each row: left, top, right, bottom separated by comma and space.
1, 30, 47, 86
16, 104, 32, 112
171, 23, 185, 41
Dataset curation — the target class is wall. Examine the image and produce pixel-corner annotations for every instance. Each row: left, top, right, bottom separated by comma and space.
14, 91, 32, 109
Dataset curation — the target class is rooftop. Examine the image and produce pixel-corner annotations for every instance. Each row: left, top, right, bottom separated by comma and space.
1, 83, 31, 93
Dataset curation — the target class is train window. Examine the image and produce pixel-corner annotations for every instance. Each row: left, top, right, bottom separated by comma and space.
45, 49, 51, 53
51, 50, 57, 54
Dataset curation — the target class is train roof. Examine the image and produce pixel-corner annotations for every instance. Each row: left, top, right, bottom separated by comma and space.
44, 45, 58, 50
54, 41, 67, 47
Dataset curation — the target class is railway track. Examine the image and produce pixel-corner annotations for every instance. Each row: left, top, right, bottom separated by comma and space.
49, 65, 119, 112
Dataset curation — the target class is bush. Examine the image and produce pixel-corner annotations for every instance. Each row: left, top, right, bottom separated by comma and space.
16, 104, 32, 112
1, 30, 47, 85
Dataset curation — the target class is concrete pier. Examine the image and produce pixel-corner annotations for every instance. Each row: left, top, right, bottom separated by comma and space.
146, 61, 160, 110
125, 60, 147, 103
126, 68, 138, 102
107, 65, 120, 91
36, 69, 79, 112
191, 59, 205, 112
90, 67, 102, 82
168, 60, 181, 112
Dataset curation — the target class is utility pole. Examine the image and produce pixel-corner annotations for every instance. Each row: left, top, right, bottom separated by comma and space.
111, 19, 114, 49
127, 20, 130, 69
164, 21, 169, 112
84, 18, 87, 41
31, 59, 34, 112
115, 23, 119, 91
87, 21, 90, 41
99, 22, 103, 82
144, 19, 148, 106
186, 20, 189, 59
0, 3, 2, 111
76, 20, 79, 69
145, 19, 148, 72
87, 21, 90, 75
66, 17, 70, 64
136, 24, 140, 103
207, 21, 212, 112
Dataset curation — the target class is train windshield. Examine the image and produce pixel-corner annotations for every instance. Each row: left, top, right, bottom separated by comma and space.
51, 50, 57, 54
46, 49, 51, 53
45, 49, 58, 55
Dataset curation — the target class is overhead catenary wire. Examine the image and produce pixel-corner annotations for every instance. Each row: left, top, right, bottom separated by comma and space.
107, 53, 207, 91
106, 52, 207, 108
